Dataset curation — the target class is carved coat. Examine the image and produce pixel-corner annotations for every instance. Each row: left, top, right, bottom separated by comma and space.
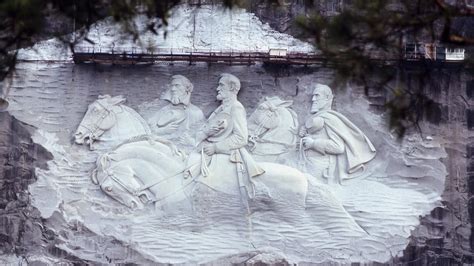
304, 110, 376, 183
149, 103, 205, 143
188, 100, 265, 197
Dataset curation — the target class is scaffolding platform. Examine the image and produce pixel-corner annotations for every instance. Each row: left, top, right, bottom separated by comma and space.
72, 46, 467, 66
73, 48, 328, 66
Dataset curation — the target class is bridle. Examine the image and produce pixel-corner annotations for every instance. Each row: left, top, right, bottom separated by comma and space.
77, 100, 116, 149
252, 106, 275, 136
249, 107, 281, 147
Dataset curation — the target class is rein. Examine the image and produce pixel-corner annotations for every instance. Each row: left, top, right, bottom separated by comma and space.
100, 161, 201, 202
79, 100, 115, 149
298, 138, 310, 167
250, 109, 295, 150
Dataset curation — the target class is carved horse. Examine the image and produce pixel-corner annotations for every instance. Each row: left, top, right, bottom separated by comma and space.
93, 137, 310, 210
248, 96, 298, 162
92, 137, 191, 209
74, 95, 368, 236
75, 95, 309, 210
74, 95, 151, 150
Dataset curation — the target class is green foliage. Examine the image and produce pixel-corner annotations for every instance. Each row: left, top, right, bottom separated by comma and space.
295, 0, 472, 136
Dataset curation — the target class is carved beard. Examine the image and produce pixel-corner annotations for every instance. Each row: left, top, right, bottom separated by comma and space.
170, 93, 184, 105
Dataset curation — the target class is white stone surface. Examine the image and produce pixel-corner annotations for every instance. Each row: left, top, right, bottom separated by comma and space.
300, 84, 376, 184
248, 96, 298, 163
147, 75, 205, 142
17, 4, 313, 61
5, 60, 447, 264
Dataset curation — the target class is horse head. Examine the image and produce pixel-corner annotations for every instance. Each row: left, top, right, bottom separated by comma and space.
74, 95, 126, 148
249, 96, 298, 156
249, 96, 296, 135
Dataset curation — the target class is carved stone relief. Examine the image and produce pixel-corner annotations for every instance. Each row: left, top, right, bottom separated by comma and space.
148, 75, 205, 146
7, 64, 447, 264
248, 96, 298, 163
299, 83, 377, 184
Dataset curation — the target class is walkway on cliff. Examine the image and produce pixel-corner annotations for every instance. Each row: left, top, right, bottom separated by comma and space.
72, 45, 466, 66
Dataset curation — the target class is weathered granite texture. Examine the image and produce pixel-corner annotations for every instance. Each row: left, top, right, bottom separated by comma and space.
0, 113, 61, 264
0, 61, 450, 264
248, 2, 474, 262
0, 113, 51, 256
0, 113, 157, 264
385, 66, 473, 264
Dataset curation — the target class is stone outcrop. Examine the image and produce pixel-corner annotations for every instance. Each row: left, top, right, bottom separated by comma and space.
379, 67, 473, 264
0, 113, 52, 256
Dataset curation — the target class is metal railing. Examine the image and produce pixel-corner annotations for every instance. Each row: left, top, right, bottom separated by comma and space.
72, 44, 466, 65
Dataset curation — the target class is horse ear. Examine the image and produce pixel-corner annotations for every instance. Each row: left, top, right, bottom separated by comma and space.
98, 94, 111, 99
109, 95, 126, 106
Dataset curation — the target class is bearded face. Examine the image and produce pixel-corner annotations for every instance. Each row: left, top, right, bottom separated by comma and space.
169, 80, 188, 105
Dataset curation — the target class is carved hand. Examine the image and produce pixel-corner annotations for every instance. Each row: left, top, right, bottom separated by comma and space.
299, 126, 307, 138
203, 143, 216, 156
206, 119, 227, 137
155, 122, 180, 135
207, 126, 222, 136
301, 137, 314, 150
247, 135, 258, 151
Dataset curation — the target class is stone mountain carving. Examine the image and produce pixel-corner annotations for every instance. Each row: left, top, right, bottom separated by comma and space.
248, 96, 298, 163
74, 95, 151, 150
7, 55, 446, 264
86, 74, 313, 211
300, 84, 376, 184
92, 137, 190, 209
186, 73, 266, 201
148, 75, 205, 143
73, 80, 380, 217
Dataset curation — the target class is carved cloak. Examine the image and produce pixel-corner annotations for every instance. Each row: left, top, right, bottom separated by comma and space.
315, 110, 376, 180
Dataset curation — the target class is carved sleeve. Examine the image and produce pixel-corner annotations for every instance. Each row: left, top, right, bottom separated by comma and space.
312, 129, 345, 155
324, 134, 345, 154
214, 105, 248, 153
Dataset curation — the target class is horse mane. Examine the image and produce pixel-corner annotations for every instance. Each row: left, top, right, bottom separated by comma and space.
114, 134, 154, 149
250, 98, 298, 137
277, 106, 298, 130
120, 105, 152, 135
98, 96, 151, 135
112, 134, 185, 161
259, 97, 297, 126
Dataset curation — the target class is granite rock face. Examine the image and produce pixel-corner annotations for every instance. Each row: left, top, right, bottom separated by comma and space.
0, 3, 472, 264
1, 63, 470, 264
0, 61, 449, 264
383, 67, 473, 264
0, 113, 51, 258
248, 2, 474, 263
0, 112, 155, 265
